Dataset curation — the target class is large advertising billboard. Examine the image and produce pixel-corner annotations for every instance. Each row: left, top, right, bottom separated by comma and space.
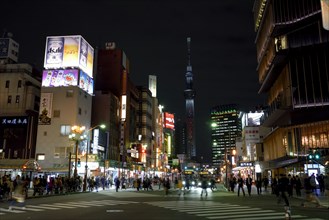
44, 35, 94, 78
164, 112, 175, 130
42, 69, 79, 87
79, 70, 94, 95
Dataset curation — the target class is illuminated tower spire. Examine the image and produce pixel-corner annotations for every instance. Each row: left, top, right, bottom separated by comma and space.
184, 37, 196, 159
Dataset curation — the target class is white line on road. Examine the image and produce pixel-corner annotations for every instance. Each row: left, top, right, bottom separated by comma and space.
26, 205, 60, 210
0, 207, 25, 213
106, 210, 124, 212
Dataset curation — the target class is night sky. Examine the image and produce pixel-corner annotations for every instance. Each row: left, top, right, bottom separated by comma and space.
1, 0, 266, 163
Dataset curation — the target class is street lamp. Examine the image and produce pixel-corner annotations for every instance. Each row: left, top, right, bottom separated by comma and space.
83, 124, 106, 192
69, 125, 86, 179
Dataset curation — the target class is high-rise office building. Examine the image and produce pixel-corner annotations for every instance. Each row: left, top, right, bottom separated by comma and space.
211, 104, 241, 167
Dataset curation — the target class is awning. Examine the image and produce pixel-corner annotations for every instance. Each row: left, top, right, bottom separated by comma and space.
0, 159, 41, 171
267, 155, 306, 169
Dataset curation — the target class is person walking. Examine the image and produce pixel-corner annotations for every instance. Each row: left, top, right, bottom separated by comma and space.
295, 175, 302, 197
200, 177, 208, 197
301, 174, 321, 208
114, 177, 120, 192
237, 175, 245, 196
263, 176, 269, 192
287, 174, 294, 197
256, 177, 262, 195
324, 171, 329, 209
277, 174, 290, 207
164, 177, 170, 196
9, 175, 26, 211
245, 174, 253, 196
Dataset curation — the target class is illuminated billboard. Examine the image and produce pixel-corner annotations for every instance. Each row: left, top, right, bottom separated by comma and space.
241, 111, 264, 128
164, 112, 175, 130
44, 35, 94, 78
42, 69, 79, 87
79, 70, 94, 95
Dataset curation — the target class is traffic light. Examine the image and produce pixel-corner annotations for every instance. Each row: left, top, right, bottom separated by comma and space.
308, 149, 321, 160
314, 152, 320, 160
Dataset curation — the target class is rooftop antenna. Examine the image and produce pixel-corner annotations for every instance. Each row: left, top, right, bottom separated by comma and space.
187, 37, 191, 66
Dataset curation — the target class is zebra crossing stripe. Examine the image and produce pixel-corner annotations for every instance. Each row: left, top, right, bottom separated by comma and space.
26, 205, 60, 210
13, 206, 43, 211
230, 215, 312, 220
207, 211, 284, 219
188, 207, 262, 214
0, 207, 25, 213
66, 202, 104, 207
38, 204, 76, 209
176, 206, 255, 212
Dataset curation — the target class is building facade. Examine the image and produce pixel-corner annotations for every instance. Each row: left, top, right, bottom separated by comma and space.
0, 35, 41, 162
211, 104, 242, 169
253, 0, 329, 176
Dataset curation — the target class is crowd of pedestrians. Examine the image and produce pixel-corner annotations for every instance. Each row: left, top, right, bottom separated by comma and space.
227, 171, 329, 209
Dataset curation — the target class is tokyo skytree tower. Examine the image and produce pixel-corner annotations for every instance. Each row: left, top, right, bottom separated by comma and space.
184, 37, 196, 159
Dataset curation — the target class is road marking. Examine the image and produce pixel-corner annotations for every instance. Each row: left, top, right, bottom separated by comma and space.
188, 207, 262, 214
106, 210, 124, 212
26, 205, 60, 210
38, 204, 76, 209
0, 207, 25, 213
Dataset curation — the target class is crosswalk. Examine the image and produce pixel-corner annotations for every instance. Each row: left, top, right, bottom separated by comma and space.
0, 199, 138, 215
144, 201, 326, 220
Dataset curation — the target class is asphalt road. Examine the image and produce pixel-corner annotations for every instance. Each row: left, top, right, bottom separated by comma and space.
0, 187, 328, 220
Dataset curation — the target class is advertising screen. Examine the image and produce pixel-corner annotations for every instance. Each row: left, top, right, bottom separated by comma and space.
42, 69, 79, 87
44, 35, 94, 78
164, 112, 175, 130
79, 70, 94, 95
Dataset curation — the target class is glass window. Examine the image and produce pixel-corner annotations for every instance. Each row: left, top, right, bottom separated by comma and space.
66, 90, 74, 97
18, 80, 22, 88
60, 125, 71, 136
7, 95, 12, 104
16, 95, 20, 103
5, 80, 10, 88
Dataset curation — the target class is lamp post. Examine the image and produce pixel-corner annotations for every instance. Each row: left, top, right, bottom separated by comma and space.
69, 125, 86, 179
83, 124, 106, 192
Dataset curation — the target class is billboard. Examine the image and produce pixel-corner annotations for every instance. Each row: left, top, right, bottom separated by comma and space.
42, 69, 79, 87
44, 35, 94, 78
39, 93, 53, 125
79, 70, 94, 95
164, 112, 175, 130
241, 111, 264, 128
0, 38, 19, 62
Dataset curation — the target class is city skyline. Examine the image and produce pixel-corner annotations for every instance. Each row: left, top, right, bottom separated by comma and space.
1, 0, 265, 162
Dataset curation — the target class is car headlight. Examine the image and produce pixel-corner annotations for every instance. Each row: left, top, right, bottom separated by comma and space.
208, 182, 211, 186
198, 182, 201, 186
192, 181, 195, 185
182, 181, 186, 185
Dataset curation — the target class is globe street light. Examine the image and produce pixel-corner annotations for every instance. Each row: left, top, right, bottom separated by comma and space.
83, 124, 106, 192
69, 125, 86, 179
